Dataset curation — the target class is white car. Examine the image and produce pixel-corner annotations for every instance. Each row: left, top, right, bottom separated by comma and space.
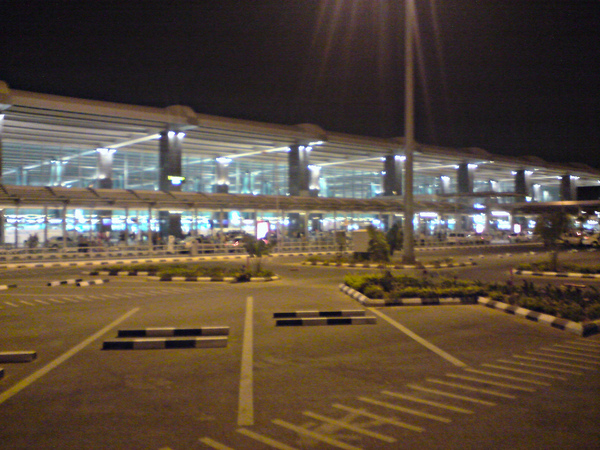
508, 232, 533, 243
582, 232, 600, 247
559, 231, 585, 246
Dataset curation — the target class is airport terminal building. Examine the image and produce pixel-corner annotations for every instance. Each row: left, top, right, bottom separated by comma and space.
0, 80, 599, 246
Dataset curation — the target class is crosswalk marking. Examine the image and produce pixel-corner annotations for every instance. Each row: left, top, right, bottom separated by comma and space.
499, 358, 583, 375
513, 352, 594, 370
538, 347, 600, 360
405, 384, 496, 406
236, 428, 298, 450
444, 374, 536, 392
358, 397, 451, 423
482, 363, 566, 380
332, 404, 424, 432
198, 437, 235, 450
302, 410, 397, 443
568, 340, 600, 348
426, 378, 516, 399
527, 351, 598, 365
462, 368, 551, 386
273, 419, 363, 450
555, 344, 600, 354
381, 390, 473, 414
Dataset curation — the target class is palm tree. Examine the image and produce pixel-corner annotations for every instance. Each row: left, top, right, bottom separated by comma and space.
533, 210, 570, 271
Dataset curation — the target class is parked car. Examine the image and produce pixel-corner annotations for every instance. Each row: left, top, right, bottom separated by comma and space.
508, 232, 533, 243
446, 232, 470, 245
46, 236, 77, 249
558, 231, 585, 246
582, 232, 600, 247
469, 233, 494, 244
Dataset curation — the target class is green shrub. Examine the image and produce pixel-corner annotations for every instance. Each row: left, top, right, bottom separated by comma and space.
364, 284, 385, 299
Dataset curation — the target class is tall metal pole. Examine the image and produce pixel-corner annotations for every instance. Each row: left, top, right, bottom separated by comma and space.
402, 0, 416, 264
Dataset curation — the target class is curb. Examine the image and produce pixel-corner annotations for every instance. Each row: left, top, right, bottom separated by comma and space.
273, 310, 366, 318
515, 270, 600, 279
0, 351, 37, 363
117, 327, 229, 337
102, 336, 228, 350
0, 368, 3, 379
275, 316, 376, 326
304, 261, 477, 270
145, 275, 279, 282
0, 284, 17, 290
338, 284, 478, 307
478, 297, 600, 337
47, 279, 83, 287
77, 279, 109, 287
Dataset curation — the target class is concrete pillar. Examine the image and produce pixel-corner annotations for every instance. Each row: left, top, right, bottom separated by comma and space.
288, 144, 311, 196
159, 130, 185, 238
97, 148, 115, 234
50, 159, 67, 186
514, 169, 530, 200
382, 155, 403, 196
438, 175, 451, 195
560, 175, 577, 201
308, 165, 321, 197
215, 157, 231, 193
457, 163, 474, 194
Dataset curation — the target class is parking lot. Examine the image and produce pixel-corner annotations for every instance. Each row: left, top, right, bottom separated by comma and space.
1, 247, 599, 449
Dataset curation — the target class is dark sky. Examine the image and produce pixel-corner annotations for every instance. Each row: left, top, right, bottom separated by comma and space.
2, 0, 599, 169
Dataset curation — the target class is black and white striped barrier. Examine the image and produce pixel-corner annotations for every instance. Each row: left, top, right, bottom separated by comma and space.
276, 316, 376, 326
274, 310, 366, 318
0, 351, 37, 363
478, 297, 600, 337
0, 284, 17, 291
117, 327, 229, 338
47, 279, 83, 287
76, 279, 109, 287
514, 270, 600, 279
102, 336, 228, 350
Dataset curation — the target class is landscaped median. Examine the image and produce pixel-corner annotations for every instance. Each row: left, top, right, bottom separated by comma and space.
89, 262, 278, 282
302, 254, 477, 270
338, 271, 600, 337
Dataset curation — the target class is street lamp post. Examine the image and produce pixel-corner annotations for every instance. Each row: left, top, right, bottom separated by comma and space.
402, 0, 416, 264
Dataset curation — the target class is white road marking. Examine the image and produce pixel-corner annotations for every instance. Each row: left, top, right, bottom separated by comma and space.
198, 437, 235, 450
4, 302, 19, 307
19, 300, 34, 306
527, 351, 599, 365
463, 368, 551, 386
273, 419, 363, 450
358, 397, 451, 423
366, 307, 466, 367
332, 403, 424, 432
237, 296, 254, 427
0, 308, 139, 405
34, 300, 50, 305
237, 428, 298, 449
303, 410, 397, 443
382, 390, 473, 413
482, 363, 566, 380
47, 299, 64, 304
426, 378, 516, 399
513, 355, 591, 371
444, 374, 536, 392
406, 384, 496, 406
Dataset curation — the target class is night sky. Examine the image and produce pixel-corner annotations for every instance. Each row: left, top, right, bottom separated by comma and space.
2, 0, 599, 169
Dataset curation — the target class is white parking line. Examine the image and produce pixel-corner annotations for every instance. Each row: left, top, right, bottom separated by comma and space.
198, 437, 234, 450
303, 410, 397, 443
19, 301, 35, 306
4, 302, 19, 307
555, 344, 600, 354
444, 374, 536, 392
366, 307, 466, 367
332, 403, 424, 432
463, 368, 551, 386
498, 358, 582, 375
382, 390, 473, 413
273, 419, 362, 450
47, 299, 64, 304
0, 308, 139, 405
426, 378, 516, 399
34, 300, 50, 305
236, 428, 298, 450
406, 384, 496, 406
528, 351, 599, 365
482, 363, 567, 380
540, 347, 600, 361
568, 340, 600, 348
358, 397, 451, 423
514, 355, 591, 371
237, 296, 254, 427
